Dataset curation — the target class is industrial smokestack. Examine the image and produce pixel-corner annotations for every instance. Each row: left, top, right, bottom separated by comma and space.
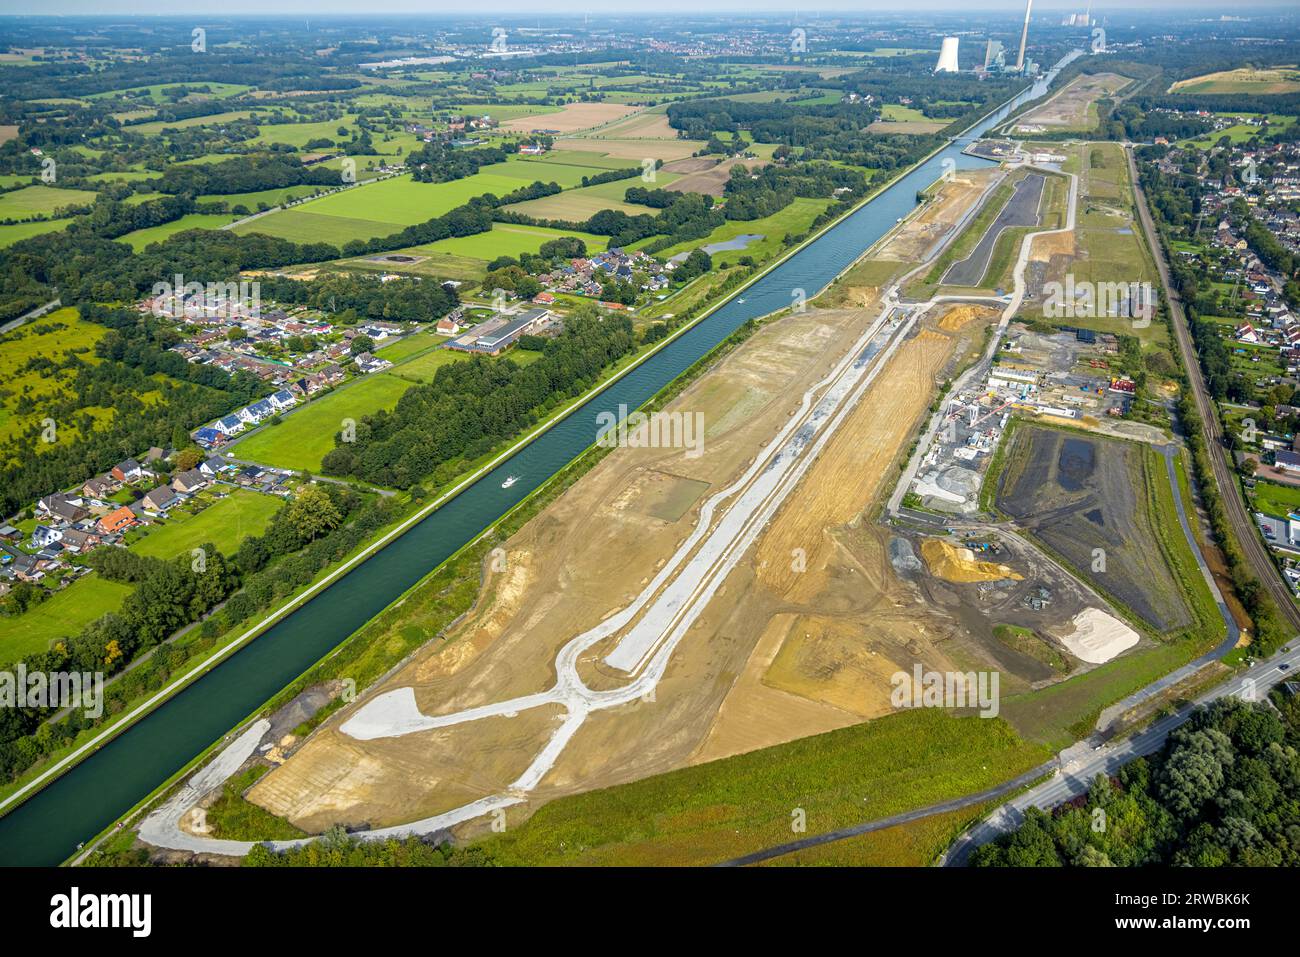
935, 36, 960, 73
1016, 0, 1033, 71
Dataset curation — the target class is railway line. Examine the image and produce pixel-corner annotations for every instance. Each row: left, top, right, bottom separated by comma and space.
1127, 146, 1300, 636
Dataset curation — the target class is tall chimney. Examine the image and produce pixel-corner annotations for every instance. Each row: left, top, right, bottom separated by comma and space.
1016, 0, 1034, 71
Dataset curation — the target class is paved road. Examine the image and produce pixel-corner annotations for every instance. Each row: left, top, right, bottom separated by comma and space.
1127, 146, 1300, 634
718, 761, 1055, 867
941, 642, 1300, 866
941, 172, 1046, 287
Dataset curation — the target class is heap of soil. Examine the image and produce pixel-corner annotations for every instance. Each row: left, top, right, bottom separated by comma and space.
921, 538, 1023, 584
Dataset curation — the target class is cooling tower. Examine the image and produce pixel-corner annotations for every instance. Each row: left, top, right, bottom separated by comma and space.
935, 36, 960, 73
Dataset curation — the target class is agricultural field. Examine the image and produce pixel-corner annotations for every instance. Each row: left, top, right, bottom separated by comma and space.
501, 102, 637, 134
1170, 65, 1300, 95
0, 184, 96, 218
120, 212, 243, 250
233, 173, 525, 243
229, 372, 414, 473
129, 489, 283, 561
0, 218, 72, 247
415, 222, 606, 260
503, 183, 655, 220
0, 574, 132, 667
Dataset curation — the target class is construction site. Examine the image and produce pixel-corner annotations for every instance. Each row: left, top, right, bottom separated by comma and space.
132, 78, 1199, 855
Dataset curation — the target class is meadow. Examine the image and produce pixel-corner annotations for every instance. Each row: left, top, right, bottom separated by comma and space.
0, 575, 132, 667
0, 185, 97, 218
130, 489, 283, 561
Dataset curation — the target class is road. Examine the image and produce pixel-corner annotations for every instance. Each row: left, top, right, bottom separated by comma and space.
1127, 146, 1300, 634
941, 642, 1300, 866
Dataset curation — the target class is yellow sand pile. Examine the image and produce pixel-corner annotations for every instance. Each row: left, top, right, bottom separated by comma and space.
938, 304, 993, 331
921, 539, 1023, 584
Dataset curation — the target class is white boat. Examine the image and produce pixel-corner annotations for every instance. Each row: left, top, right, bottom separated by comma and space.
501, 475, 519, 489
736, 298, 746, 304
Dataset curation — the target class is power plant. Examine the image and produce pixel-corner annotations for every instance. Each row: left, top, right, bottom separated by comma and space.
935, 36, 960, 73
1016, 0, 1033, 72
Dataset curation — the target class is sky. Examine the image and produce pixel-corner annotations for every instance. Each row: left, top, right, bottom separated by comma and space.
1, 0, 1293, 15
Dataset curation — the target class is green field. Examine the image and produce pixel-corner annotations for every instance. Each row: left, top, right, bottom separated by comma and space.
0, 185, 97, 218
646, 197, 832, 265
131, 110, 257, 134
467, 708, 1048, 865
0, 575, 132, 666
119, 212, 242, 251
233, 173, 526, 243
0, 218, 72, 247
417, 222, 606, 260
130, 489, 283, 560
0, 310, 108, 447
1252, 480, 1300, 517
229, 373, 415, 472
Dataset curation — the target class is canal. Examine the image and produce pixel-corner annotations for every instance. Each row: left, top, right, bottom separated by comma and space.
0, 53, 1077, 865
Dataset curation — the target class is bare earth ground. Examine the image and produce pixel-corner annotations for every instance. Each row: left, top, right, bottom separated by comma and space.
551, 136, 705, 163
247, 173, 1089, 837
664, 158, 766, 198
1018, 73, 1129, 129
502, 102, 637, 134
875, 167, 1002, 262
866, 119, 949, 135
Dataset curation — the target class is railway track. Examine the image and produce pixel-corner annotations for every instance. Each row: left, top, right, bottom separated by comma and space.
1127, 146, 1300, 635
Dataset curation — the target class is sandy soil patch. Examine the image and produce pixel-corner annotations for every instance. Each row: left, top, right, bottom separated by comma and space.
0, 126, 18, 145
1053, 607, 1139, 664
553, 136, 705, 163
875, 168, 1001, 262
1018, 73, 1129, 129
867, 119, 948, 135
502, 101, 638, 134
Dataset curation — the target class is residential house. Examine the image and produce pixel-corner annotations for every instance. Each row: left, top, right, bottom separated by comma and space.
31, 525, 63, 549
110, 458, 145, 483
60, 528, 99, 553
141, 485, 180, 513
172, 469, 207, 494
82, 476, 117, 500
98, 506, 136, 536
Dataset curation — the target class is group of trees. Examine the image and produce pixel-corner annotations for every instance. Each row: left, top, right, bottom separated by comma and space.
150, 152, 345, 197
0, 544, 237, 782
408, 140, 518, 183
255, 272, 460, 325
321, 311, 637, 488
973, 698, 1300, 866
